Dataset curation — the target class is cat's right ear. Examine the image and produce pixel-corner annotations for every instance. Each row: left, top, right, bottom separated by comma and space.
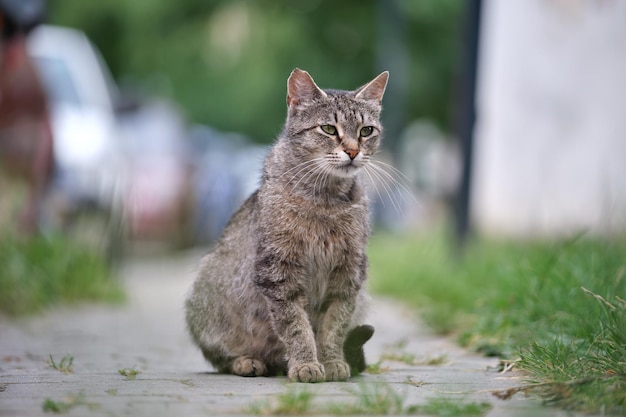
354, 71, 389, 103
287, 68, 327, 108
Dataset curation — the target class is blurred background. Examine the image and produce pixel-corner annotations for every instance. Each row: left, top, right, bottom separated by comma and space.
2, 4, 624, 409
1, 0, 625, 262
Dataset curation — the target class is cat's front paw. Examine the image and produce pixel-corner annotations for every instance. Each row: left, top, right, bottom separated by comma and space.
232, 356, 267, 377
288, 362, 325, 383
323, 360, 350, 382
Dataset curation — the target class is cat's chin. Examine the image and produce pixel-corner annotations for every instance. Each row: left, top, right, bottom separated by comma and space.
331, 164, 362, 178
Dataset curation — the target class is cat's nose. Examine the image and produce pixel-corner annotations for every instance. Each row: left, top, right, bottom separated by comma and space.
344, 149, 359, 160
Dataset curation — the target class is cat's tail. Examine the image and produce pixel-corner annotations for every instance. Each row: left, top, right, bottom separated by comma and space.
343, 324, 375, 376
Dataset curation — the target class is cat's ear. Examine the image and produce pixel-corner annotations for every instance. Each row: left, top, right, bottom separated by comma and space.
287, 68, 327, 107
354, 71, 389, 103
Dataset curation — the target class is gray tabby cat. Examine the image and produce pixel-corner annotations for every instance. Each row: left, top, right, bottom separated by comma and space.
185, 68, 388, 382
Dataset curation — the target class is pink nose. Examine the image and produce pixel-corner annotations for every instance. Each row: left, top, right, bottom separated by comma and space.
345, 149, 359, 160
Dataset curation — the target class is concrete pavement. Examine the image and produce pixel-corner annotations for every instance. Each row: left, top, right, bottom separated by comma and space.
1, 251, 578, 416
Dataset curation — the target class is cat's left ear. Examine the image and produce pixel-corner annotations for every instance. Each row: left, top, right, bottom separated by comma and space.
354, 71, 389, 103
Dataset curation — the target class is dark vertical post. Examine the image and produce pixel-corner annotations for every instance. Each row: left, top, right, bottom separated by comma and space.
454, 0, 483, 250
376, 0, 408, 161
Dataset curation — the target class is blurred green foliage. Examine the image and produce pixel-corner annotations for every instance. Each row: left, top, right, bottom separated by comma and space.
48, 0, 463, 143
0, 234, 124, 316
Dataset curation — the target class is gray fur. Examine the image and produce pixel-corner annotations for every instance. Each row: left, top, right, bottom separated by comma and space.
185, 68, 388, 382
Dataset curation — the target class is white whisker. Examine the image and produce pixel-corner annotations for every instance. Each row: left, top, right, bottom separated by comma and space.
288, 164, 322, 192
282, 158, 327, 192
369, 161, 420, 206
372, 159, 414, 183
313, 161, 331, 196
322, 164, 336, 196
363, 165, 404, 216
361, 165, 385, 208
279, 157, 326, 182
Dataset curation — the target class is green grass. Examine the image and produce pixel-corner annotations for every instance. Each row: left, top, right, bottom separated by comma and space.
364, 360, 389, 374
380, 352, 448, 366
407, 397, 492, 416
118, 368, 141, 380
48, 354, 74, 374
328, 383, 405, 415
42, 397, 76, 414
0, 233, 124, 316
248, 383, 491, 416
249, 386, 315, 415
42, 393, 98, 414
368, 230, 626, 414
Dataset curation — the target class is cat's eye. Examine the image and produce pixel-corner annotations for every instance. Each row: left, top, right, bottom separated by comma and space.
359, 126, 374, 137
321, 124, 338, 135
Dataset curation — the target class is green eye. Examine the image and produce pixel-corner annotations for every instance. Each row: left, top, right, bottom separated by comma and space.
360, 126, 374, 137
321, 125, 337, 135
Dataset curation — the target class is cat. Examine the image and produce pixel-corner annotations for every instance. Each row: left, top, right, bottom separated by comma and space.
185, 68, 388, 382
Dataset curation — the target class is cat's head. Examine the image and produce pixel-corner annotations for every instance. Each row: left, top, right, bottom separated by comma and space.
282, 68, 388, 179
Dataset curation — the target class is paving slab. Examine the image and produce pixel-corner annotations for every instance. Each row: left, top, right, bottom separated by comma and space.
1, 251, 581, 416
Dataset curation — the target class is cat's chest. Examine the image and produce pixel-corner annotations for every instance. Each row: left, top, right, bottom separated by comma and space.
296, 203, 367, 268
291, 205, 361, 303
261, 190, 368, 269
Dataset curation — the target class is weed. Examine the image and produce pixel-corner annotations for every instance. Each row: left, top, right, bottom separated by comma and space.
405, 376, 427, 387
178, 379, 195, 387
325, 383, 404, 415
364, 361, 389, 374
249, 386, 314, 415
247, 400, 270, 415
380, 352, 448, 366
407, 397, 491, 416
118, 368, 141, 380
380, 352, 416, 365
423, 355, 449, 366
42, 398, 73, 414
274, 388, 315, 414
247, 382, 491, 416
249, 384, 405, 415
387, 339, 409, 350
42, 394, 83, 414
48, 354, 74, 374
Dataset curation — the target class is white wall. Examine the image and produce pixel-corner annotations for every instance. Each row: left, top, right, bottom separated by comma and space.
472, 0, 626, 237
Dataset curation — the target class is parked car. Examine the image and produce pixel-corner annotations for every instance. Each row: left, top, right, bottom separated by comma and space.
27, 25, 127, 262
118, 99, 195, 247
188, 125, 267, 245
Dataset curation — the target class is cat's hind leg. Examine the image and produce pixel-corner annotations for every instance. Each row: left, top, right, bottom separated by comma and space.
201, 348, 268, 376
232, 356, 268, 377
